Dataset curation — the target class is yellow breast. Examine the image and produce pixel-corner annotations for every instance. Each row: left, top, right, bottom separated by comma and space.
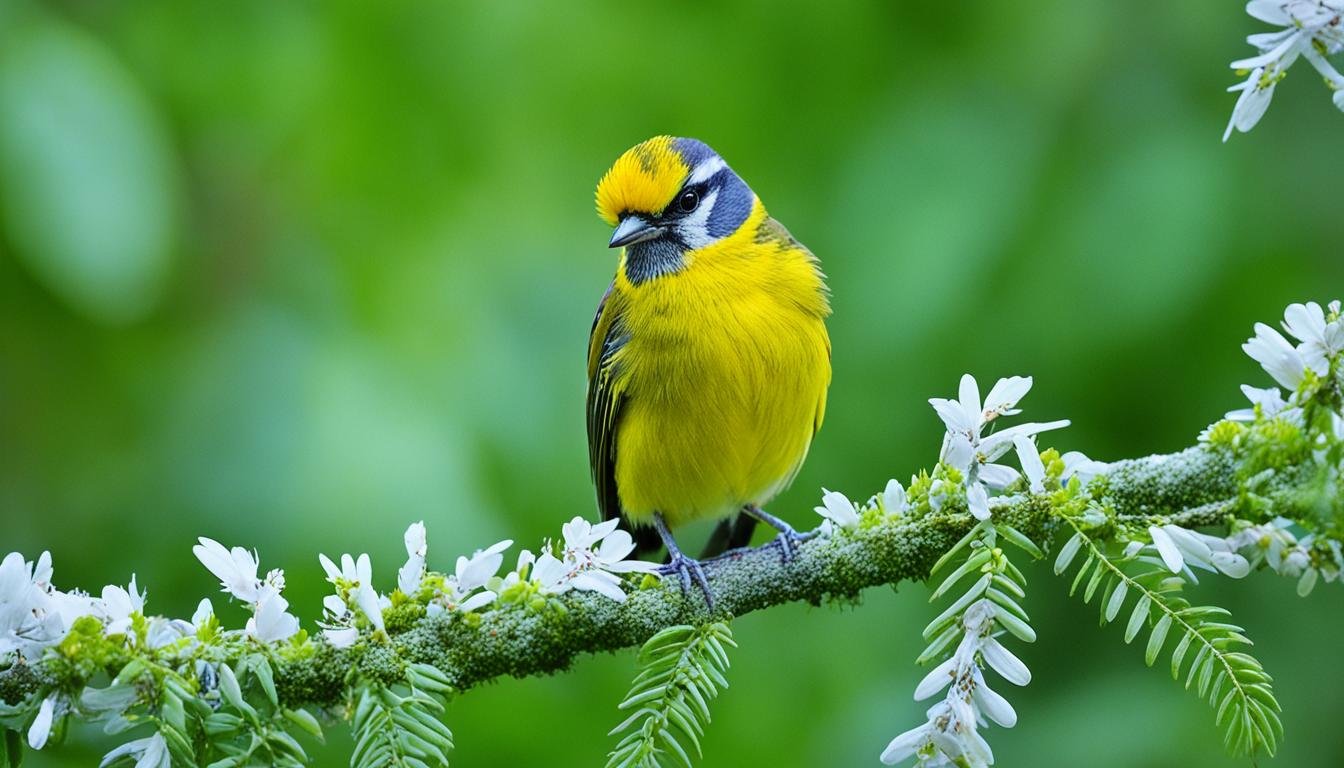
609, 201, 831, 527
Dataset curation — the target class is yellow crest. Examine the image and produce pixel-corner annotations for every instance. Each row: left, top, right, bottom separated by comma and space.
595, 136, 691, 226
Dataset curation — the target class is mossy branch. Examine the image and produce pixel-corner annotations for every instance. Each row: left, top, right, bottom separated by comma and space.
1, 444, 1261, 713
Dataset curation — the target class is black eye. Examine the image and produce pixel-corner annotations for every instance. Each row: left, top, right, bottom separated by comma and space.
676, 189, 700, 213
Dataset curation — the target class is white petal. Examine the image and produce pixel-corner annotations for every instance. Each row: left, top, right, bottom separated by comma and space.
930, 398, 974, 435
597, 529, 636, 562
967, 483, 991, 521
1014, 435, 1046, 492
1246, 0, 1291, 25
880, 724, 931, 765
942, 433, 975, 472
981, 638, 1031, 685
323, 627, 358, 649
355, 554, 372, 585
913, 658, 957, 701
28, 695, 56, 749
1149, 526, 1184, 573
354, 584, 384, 633
979, 420, 1070, 461
191, 599, 214, 627
882, 479, 908, 514
458, 591, 498, 612
1212, 551, 1252, 578
1163, 525, 1214, 568
983, 376, 1032, 417
974, 675, 1018, 727
958, 374, 983, 430
978, 463, 1019, 491
403, 521, 427, 557
591, 518, 621, 540
570, 571, 627, 602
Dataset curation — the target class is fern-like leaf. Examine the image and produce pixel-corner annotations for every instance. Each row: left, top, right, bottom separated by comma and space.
1053, 520, 1283, 757
350, 664, 455, 768
606, 622, 735, 768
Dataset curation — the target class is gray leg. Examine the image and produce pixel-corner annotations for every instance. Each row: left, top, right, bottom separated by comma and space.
652, 512, 714, 610
743, 505, 815, 562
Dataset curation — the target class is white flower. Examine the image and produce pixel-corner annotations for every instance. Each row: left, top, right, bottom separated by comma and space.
192, 538, 265, 604
28, 694, 57, 749
397, 521, 428, 596
99, 577, 145, 637
99, 732, 169, 768
531, 552, 571, 594
318, 552, 384, 634
929, 374, 1069, 521
884, 598, 1025, 767
1225, 384, 1291, 421
1243, 323, 1312, 390
1281, 300, 1344, 373
245, 591, 300, 643
1147, 525, 1251, 578
1225, 1, 1344, 140
523, 519, 656, 603
435, 539, 512, 613
815, 489, 860, 532
0, 552, 67, 658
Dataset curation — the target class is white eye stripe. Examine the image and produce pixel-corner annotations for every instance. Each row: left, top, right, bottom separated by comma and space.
675, 187, 720, 249
686, 156, 726, 186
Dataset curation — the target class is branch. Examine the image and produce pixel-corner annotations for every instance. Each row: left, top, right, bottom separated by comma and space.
1, 445, 1254, 711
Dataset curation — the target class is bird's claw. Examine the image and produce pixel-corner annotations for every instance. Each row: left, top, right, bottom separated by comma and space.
659, 553, 714, 610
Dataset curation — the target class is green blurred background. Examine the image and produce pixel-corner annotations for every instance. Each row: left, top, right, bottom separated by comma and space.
2, 1, 1342, 765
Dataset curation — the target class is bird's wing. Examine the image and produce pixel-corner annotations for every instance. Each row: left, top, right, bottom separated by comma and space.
586, 283, 624, 527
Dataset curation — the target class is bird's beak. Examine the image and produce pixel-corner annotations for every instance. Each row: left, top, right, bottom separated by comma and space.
609, 215, 665, 248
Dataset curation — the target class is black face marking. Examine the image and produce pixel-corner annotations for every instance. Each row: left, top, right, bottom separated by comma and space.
624, 237, 687, 284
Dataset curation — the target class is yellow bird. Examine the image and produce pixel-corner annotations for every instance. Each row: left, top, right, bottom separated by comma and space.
587, 136, 832, 604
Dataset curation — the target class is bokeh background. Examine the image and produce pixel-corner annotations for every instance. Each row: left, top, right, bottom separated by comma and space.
2, 1, 1342, 766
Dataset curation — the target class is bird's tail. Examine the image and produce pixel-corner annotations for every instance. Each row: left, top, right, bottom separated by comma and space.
699, 513, 757, 559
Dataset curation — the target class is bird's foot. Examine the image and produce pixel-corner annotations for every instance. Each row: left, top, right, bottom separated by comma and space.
658, 553, 714, 610
745, 505, 816, 564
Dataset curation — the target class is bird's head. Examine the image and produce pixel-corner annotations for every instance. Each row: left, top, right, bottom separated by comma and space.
595, 137, 755, 279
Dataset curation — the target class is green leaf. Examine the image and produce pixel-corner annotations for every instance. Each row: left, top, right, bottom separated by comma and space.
1053, 532, 1084, 575
1145, 614, 1172, 666
995, 523, 1043, 559
607, 622, 733, 768
1104, 580, 1128, 623
1124, 595, 1150, 643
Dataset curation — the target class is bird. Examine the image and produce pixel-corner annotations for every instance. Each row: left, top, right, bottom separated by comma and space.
586, 136, 832, 606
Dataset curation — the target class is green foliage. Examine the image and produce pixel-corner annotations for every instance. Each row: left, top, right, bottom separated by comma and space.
1053, 518, 1283, 757
350, 664, 455, 768
607, 623, 736, 768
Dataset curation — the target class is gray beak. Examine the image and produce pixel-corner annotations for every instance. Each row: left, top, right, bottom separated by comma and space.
608, 215, 665, 248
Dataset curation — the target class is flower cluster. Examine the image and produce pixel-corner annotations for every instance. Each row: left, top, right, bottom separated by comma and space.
882, 600, 1030, 767
813, 479, 909, 534
194, 538, 299, 643
1226, 517, 1344, 594
1240, 300, 1343, 396
1225, 1, 1344, 140
1141, 524, 1251, 580
2, 515, 665, 757
929, 375, 1070, 520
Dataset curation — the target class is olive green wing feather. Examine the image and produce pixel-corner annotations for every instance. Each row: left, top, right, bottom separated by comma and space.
586, 283, 624, 526
586, 285, 662, 554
